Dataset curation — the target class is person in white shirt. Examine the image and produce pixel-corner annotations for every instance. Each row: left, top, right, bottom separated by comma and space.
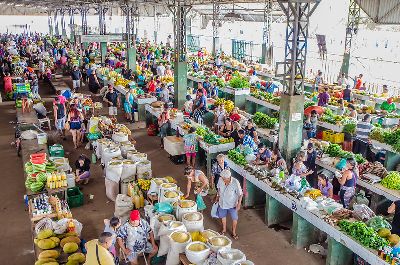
215, 169, 243, 239
156, 63, 166, 77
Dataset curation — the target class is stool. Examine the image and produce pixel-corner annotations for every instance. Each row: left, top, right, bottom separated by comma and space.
38, 118, 51, 130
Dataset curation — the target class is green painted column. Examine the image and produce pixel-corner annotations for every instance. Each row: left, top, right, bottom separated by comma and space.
340, 53, 350, 75
127, 47, 136, 71
326, 237, 353, 265
212, 37, 219, 57
174, 61, 187, 109
265, 195, 292, 226
100, 42, 107, 65
62, 29, 67, 38
83, 42, 89, 50
292, 213, 318, 249
278, 94, 304, 161
245, 100, 256, 115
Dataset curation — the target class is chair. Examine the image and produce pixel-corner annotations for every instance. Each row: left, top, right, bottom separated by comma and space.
38, 117, 51, 130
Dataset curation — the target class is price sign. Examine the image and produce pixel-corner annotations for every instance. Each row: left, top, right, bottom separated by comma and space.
291, 200, 297, 211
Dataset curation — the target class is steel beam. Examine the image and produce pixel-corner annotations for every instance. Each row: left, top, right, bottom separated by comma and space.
80, 7, 89, 36
97, 4, 108, 35
121, 2, 137, 70
47, 10, 53, 36
169, 0, 191, 109
54, 9, 59, 36
60, 8, 67, 38
340, 0, 361, 75
212, 0, 221, 56
261, 0, 273, 64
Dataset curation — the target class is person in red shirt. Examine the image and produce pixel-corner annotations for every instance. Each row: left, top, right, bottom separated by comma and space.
147, 77, 157, 94
225, 71, 233, 82
229, 107, 241, 122
3, 73, 12, 94
355, 74, 363, 89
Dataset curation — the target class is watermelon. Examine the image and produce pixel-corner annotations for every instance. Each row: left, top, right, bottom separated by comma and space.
25, 177, 34, 189
37, 172, 48, 183
30, 181, 45, 192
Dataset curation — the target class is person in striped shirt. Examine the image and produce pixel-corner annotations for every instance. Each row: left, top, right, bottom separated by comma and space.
353, 114, 372, 157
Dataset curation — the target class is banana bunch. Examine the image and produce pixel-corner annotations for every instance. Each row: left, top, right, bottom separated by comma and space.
219, 137, 234, 144
108, 71, 121, 80
164, 176, 176, 183
161, 76, 174, 83
114, 77, 130, 88
137, 178, 151, 191
304, 189, 322, 200
214, 98, 235, 113
115, 124, 131, 135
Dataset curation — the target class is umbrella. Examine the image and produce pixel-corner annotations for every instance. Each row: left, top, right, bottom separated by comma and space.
304, 105, 324, 116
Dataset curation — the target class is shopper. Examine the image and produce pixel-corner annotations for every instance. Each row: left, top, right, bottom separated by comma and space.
271, 148, 288, 173
213, 103, 226, 132
253, 143, 272, 166
88, 70, 101, 94
219, 118, 233, 138
230, 121, 242, 147
184, 166, 209, 199
67, 104, 84, 149
183, 127, 198, 167
353, 114, 372, 157
203, 76, 211, 95
117, 210, 158, 265
84, 232, 115, 265
31, 74, 39, 97
75, 154, 91, 184
3, 72, 12, 97
192, 89, 207, 123
160, 83, 170, 104
338, 158, 358, 208
156, 62, 166, 77
124, 88, 135, 122
158, 103, 170, 148
103, 85, 120, 117
238, 129, 256, 150
215, 169, 243, 240
337, 99, 346, 116
317, 87, 330, 107
355, 74, 363, 89
314, 70, 323, 91
342, 85, 352, 102
347, 103, 358, 120
71, 65, 82, 91
211, 154, 229, 189
244, 119, 258, 144
104, 217, 121, 258
53, 96, 66, 138
304, 143, 317, 188
318, 173, 333, 198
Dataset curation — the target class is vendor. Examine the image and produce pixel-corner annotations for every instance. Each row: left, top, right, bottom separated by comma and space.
318, 173, 333, 198
271, 148, 288, 173
253, 143, 272, 166
387, 201, 400, 235
347, 104, 358, 119
117, 210, 158, 265
238, 129, 256, 150
292, 151, 314, 178
184, 166, 209, 199
75, 154, 91, 185
229, 107, 241, 122
317, 87, 330, 107
219, 118, 233, 138
214, 103, 226, 132
380, 97, 396, 113
244, 120, 259, 144
85, 232, 115, 265
338, 158, 358, 208
192, 89, 207, 123
304, 143, 317, 188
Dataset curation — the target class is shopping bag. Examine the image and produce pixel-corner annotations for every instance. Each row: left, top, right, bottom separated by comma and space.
211, 203, 219, 218
196, 194, 206, 211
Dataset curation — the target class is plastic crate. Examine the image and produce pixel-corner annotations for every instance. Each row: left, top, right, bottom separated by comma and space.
331, 132, 344, 144
49, 144, 65, 157
322, 130, 333, 141
67, 187, 84, 208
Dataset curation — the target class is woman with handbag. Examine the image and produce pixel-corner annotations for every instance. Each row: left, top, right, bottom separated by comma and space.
67, 104, 84, 149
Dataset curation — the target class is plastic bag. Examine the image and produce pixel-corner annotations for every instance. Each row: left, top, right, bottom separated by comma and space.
196, 194, 206, 211
336, 158, 347, 170
353, 203, 375, 221
154, 202, 174, 214
211, 203, 219, 218
35, 217, 54, 234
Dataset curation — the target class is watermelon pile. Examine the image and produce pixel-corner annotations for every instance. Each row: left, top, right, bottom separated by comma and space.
24, 153, 57, 193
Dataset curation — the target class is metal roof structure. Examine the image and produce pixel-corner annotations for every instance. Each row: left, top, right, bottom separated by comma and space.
356, 0, 400, 24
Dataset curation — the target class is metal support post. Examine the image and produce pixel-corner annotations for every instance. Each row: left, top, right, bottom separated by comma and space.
169, 1, 191, 109
212, 1, 221, 56
54, 9, 59, 36
80, 7, 89, 36
100, 42, 107, 65
261, 0, 273, 64
69, 8, 75, 43
292, 213, 318, 249
277, 0, 319, 161
121, 2, 137, 70
265, 194, 292, 226
340, 0, 360, 75
60, 9, 67, 38
326, 237, 353, 265
154, 7, 159, 44
97, 4, 108, 35
48, 10, 53, 36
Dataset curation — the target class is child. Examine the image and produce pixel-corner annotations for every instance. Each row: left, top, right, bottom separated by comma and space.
183, 127, 198, 167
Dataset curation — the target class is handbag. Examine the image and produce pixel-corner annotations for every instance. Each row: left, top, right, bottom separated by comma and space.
64, 121, 70, 130
211, 202, 219, 218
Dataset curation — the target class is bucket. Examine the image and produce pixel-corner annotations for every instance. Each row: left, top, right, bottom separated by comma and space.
37, 133, 47, 145
67, 174, 75, 188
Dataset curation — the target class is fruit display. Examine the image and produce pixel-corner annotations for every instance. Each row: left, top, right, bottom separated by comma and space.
381, 171, 400, 190
371, 128, 400, 153
323, 144, 353, 159
203, 133, 220, 145
338, 220, 389, 250
161, 76, 174, 83
214, 98, 235, 113
219, 137, 234, 144
252, 112, 278, 129
137, 178, 151, 191
320, 108, 356, 129
195, 127, 208, 137
304, 189, 322, 200
251, 90, 281, 106
304, 101, 316, 109
227, 149, 247, 166
369, 127, 386, 143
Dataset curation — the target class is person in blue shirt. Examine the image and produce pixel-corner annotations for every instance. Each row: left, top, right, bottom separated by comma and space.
253, 143, 272, 166
193, 89, 207, 123
192, 60, 199, 72
137, 72, 146, 88
203, 76, 211, 95
266, 81, 278, 94
238, 129, 256, 150
210, 82, 219, 99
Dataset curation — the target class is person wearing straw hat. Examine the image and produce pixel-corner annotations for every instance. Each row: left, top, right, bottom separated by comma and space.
215, 169, 243, 240
116, 210, 158, 265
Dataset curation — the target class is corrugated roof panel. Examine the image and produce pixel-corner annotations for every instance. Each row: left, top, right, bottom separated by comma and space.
356, 0, 400, 24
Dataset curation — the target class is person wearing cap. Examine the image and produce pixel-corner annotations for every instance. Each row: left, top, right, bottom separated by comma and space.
84, 232, 115, 265
215, 169, 243, 240
317, 173, 333, 198
116, 210, 158, 265
104, 85, 120, 117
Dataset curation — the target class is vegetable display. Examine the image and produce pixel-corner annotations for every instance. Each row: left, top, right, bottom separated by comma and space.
227, 149, 247, 166
370, 127, 400, 153
228, 75, 250, 89
381, 171, 400, 190
253, 112, 278, 129
366, 216, 392, 231
338, 220, 389, 250
251, 90, 281, 106
304, 101, 316, 109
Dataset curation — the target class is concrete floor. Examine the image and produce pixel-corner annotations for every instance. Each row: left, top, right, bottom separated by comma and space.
0, 78, 326, 264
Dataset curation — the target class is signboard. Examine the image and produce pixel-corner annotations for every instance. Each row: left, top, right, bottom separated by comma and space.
80, 34, 126, 43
